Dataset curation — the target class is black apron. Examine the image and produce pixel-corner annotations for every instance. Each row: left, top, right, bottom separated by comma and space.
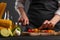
24, 0, 60, 31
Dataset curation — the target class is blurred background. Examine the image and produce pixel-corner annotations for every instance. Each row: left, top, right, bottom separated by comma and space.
0, 0, 30, 23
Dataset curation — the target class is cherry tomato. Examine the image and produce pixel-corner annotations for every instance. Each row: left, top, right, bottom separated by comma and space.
44, 30, 48, 33
28, 29, 32, 32
31, 29, 35, 32
28, 29, 31, 32
34, 28, 39, 32
48, 30, 55, 33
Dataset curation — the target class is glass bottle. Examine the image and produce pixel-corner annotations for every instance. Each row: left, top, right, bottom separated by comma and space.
7, 10, 9, 20
4, 11, 7, 20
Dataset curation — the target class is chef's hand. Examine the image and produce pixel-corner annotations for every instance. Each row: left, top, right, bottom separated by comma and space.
39, 20, 54, 30
43, 20, 54, 29
39, 14, 60, 29
18, 14, 29, 26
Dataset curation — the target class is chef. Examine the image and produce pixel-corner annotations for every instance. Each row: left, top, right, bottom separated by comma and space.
15, 0, 60, 31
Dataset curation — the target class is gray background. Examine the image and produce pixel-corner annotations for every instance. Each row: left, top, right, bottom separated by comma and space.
0, 0, 30, 23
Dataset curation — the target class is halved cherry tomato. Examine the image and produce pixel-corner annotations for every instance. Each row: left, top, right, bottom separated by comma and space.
34, 28, 39, 32
28, 29, 31, 32
47, 30, 55, 33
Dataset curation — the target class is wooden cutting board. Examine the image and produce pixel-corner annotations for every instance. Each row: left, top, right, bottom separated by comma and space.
22, 32, 60, 36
